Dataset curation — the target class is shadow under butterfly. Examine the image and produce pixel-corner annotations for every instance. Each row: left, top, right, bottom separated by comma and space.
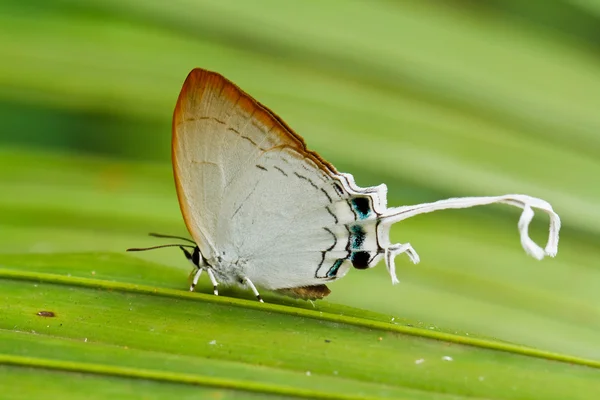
128, 68, 561, 302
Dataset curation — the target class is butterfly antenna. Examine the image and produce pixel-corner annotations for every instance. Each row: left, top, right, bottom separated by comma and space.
126, 244, 196, 252
148, 232, 196, 244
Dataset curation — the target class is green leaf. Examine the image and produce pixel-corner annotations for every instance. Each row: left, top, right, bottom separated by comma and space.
1, 253, 599, 400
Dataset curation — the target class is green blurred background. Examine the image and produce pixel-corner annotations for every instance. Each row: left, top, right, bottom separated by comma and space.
1, 0, 599, 360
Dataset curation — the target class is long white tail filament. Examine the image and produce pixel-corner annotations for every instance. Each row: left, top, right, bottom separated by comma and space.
381, 194, 561, 283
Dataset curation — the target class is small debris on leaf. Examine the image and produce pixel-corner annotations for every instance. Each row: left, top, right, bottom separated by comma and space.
36, 311, 55, 318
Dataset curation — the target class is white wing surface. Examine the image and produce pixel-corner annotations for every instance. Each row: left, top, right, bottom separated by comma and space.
173, 69, 366, 290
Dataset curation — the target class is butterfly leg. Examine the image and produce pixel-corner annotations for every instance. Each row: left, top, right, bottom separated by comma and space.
190, 268, 203, 292
241, 277, 264, 303
206, 268, 219, 296
188, 267, 219, 295
385, 242, 421, 285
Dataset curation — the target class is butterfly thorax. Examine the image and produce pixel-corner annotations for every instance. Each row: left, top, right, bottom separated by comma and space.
206, 254, 248, 286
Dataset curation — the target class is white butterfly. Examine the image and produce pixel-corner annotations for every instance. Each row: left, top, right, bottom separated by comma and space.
131, 68, 561, 302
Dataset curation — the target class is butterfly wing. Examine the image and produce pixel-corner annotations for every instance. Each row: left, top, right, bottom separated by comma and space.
173, 69, 383, 291
173, 69, 327, 257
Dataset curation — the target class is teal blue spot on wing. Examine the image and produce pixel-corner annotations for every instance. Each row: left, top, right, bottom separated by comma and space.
349, 225, 366, 249
327, 259, 344, 277
351, 197, 372, 219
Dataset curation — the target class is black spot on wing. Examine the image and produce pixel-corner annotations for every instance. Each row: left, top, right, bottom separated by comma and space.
351, 197, 372, 219
351, 251, 370, 269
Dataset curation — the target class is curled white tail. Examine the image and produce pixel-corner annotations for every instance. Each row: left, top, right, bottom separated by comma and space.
380, 194, 561, 284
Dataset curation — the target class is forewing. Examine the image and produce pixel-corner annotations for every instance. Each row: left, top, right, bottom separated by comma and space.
172, 69, 337, 262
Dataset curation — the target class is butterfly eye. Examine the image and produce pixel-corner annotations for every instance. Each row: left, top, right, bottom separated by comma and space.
192, 247, 201, 266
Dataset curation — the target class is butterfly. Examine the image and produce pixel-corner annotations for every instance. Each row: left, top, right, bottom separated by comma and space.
128, 68, 561, 302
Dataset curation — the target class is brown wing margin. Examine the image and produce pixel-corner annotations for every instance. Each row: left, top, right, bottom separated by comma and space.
276, 285, 331, 300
